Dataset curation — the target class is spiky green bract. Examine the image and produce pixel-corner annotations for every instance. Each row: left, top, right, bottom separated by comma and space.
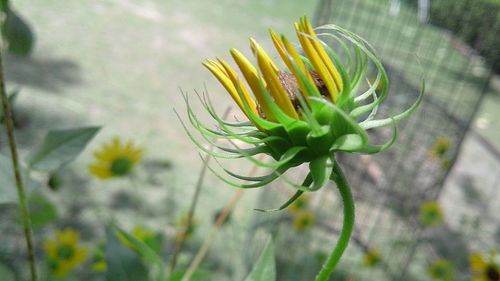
180, 23, 424, 210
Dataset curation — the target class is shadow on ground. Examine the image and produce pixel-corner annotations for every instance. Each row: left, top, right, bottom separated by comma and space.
3, 53, 81, 93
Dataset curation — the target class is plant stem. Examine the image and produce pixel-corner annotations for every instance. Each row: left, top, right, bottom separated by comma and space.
314, 158, 355, 281
0, 53, 38, 280
169, 107, 231, 275
180, 159, 262, 281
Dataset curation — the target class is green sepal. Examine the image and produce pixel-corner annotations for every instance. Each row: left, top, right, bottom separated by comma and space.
309, 155, 331, 190
253, 173, 312, 212
357, 118, 398, 154
360, 79, 425, 130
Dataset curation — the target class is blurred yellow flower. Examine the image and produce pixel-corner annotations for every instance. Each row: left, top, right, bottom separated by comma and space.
429, 137, 451, 159
293, 210, 316, 231
428, 136, 452, 169
420, 201, 444, 227
288, 193, 310, 213
44, 228, 87, 278
470, 251, 499, 281
362, 248, 381, 267
89, 137, 143, 179
427, 259, 454, 281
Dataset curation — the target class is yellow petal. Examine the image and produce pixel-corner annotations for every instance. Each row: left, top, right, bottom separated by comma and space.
216, 57, 258, 115
252, 40, 298, 119
249, 38, 279, 73
270, 30, 315, 101
295, 21, 339, 102
89, 163, 112, 179
470, 253, 487, 273
230, 48, 276, 121
202, 60, 244, 110
44, 240, 58, 258
58, 228, 79, 245
301, 17, 343, 92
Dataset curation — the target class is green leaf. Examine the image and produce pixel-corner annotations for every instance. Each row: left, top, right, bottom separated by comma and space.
26, 127, 100, 172
0, 89, 19, 123
0, 263, 15, 281
1, 8, 35, 56
0, 154, 38, 204
21, 192, 57, 229
105, 227, 149, 281
168, 270, 212, 281
114, 226, 166, 281
244, 239, 276, 281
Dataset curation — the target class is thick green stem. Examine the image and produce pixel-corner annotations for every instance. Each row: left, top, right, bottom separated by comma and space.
0, 53, 38, 280
314, 158, 355, 281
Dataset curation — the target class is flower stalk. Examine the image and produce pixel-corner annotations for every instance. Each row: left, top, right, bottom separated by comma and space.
314, 157, 355, 281
0, 52, 38, 281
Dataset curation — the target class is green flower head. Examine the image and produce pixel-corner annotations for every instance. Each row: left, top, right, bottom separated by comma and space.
180, 16, 423, 209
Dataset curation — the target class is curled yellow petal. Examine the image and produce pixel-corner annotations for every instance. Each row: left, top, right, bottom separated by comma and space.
270, 30, 315, 100
301, 17, 343, 92
250, 38, 279, 73
202, 60, 244, 109
230, 48, 276, 121
253, 40, 298, 119
295, 21, 339, 102
216, 57, 258, 115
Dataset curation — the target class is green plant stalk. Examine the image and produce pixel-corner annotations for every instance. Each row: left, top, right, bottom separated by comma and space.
169, 107, 231, 275
314, 157, 355, 281
0, 53, 38, 281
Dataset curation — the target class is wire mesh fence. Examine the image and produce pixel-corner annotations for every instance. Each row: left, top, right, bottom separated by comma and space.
245, 0, 499, 280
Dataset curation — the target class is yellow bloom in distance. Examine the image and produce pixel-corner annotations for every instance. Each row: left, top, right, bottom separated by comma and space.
44, 228, 87, 278
470, 251, 500, 281
89, 137, 143, 179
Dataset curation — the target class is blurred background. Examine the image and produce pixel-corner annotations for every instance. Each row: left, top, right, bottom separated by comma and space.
0, 0, 499, 280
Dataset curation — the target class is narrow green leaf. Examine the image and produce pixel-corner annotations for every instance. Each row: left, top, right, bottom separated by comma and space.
244, 239, 276, 281
105, 227, 149, 281
114, 226, 166, 281
26, 126, 100, 172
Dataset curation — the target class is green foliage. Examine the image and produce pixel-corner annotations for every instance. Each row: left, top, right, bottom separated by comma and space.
429, 0, 500, 72
244, 239, 276, 281
0, 89, 18, 124
104, 227, 149, 281
168, 271, 212, 281
26, 127, 100, 172
0, 263, 15, 281
1, 7, 35, 56
114, 226, 166, 281
0, 154, 38, 204
24, 192, 57, 229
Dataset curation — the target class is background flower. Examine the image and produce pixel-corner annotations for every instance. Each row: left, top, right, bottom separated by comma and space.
44, 228, 87, 278
470, 251, 500, 281
88, 137, 143, 179
420, 201, 444, 227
